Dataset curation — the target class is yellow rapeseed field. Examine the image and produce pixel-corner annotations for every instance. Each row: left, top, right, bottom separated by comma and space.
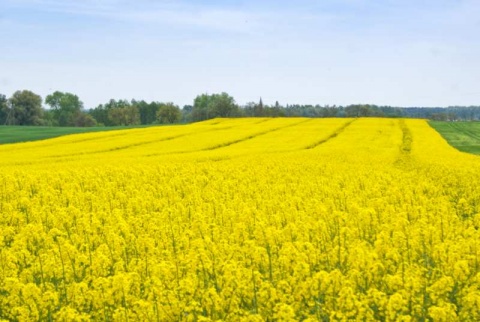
1, 118, 480, 321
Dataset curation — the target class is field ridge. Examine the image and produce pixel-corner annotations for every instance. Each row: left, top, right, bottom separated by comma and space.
304, 118, 356, 149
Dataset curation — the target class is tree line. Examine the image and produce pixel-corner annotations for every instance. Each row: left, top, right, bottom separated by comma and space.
0, 90, 185, 127
1, 90, 480, 127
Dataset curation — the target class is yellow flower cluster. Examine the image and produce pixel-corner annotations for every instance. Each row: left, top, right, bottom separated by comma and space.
1, 118, 480, 321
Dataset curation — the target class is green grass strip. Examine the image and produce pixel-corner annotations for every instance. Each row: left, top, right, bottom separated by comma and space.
429, 121, 480, 155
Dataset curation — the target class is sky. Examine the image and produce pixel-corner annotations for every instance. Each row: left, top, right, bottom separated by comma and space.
1, 0, 480, 108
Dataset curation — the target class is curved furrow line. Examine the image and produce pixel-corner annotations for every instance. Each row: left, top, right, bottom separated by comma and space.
41, 132, 198, 159
304, 119, 357, 150
394, 119, 414, 169
399, 119, 413, 153
42, 121, 264, 160
202, 119, 313, 151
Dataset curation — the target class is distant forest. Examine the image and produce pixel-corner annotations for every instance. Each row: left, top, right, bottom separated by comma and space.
1, 90, 479, 127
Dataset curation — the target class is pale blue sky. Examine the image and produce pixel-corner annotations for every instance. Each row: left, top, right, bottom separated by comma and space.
1, 0, 479, 108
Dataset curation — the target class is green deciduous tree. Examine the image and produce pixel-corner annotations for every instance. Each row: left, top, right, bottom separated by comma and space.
74, 113, 97, 127
181, 105, 193, 123
156, 103, 181, 124
0, 94, 10, 125
9, 90, 44, 125
45, 91, 84, 126
135, 100, 161, 125
107, 105, 140, 126
90, 99, 139, 126
192, 92, 238, 122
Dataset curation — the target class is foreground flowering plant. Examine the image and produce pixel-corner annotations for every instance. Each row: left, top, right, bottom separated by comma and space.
0, 118, 479, 321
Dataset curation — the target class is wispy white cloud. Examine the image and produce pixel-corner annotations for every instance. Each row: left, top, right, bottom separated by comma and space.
118, 8, 262, 33
2, 0, 350, 36
3, 0, 271, 33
